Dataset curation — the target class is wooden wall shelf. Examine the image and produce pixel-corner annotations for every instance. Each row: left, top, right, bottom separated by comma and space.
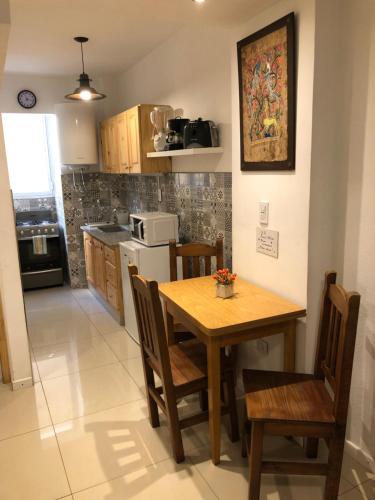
147, 147, 224, 158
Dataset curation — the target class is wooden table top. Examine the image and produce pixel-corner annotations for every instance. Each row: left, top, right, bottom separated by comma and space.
159, 276, 306, 335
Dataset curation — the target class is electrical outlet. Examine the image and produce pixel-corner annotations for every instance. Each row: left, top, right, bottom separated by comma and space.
256, 339, 269, 355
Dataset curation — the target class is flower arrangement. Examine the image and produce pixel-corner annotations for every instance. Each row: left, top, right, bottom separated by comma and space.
212, 269, 237, 286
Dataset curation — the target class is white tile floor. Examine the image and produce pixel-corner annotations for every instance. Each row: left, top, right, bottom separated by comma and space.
0, 286, 373, 499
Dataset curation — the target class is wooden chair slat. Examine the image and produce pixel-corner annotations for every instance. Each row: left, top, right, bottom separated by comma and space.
330, 309, 341, 376
192, 256, 200, 277
182, 256, 190, 280
204, 256, 211, 276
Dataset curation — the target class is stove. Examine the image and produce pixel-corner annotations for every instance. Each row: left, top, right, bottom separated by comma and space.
15, 210, 64, 290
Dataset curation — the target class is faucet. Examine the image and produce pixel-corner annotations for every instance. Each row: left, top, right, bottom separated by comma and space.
112, 208, 118, 224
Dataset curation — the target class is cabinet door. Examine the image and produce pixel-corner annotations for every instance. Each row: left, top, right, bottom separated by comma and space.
100, 122, 110, 172
93, 239, 106, 296
84, 234, 95, 284
107, 117, 119, 172
117, 112, 130, 173
126, 106, 141, 173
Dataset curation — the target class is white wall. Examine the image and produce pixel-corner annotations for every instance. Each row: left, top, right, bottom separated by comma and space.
335, 0, 375, 466
0, 1, 32, 388
232, 0, 316, 373
306, 0, 341, 373
0, 73, 118, 118
115, 26, 233, 172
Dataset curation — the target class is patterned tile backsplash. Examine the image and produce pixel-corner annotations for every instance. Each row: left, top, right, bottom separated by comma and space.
59, 172, 232, 288
13, 196, 57, 218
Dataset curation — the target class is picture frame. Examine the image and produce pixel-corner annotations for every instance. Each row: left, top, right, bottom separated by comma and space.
237, 12, 296, 171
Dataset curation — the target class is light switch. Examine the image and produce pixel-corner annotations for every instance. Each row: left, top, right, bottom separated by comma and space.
259, 202, 269, 225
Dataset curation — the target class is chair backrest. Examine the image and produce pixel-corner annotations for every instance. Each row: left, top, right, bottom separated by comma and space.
314, 271, 360, 425
169, 238, 224, 281
128, 265, 174, 388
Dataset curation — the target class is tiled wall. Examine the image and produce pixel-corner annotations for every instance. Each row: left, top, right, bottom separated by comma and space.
13, 196, 57, 218
60, 172, 232, 288
61, 173, 128, 288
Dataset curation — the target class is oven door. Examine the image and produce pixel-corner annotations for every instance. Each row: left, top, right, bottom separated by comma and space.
18, 235, 62, 273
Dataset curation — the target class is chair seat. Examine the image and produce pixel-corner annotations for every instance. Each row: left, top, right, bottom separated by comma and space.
169, 339, 207, 386
243, 369, 335, 424
149, 339, 232, 388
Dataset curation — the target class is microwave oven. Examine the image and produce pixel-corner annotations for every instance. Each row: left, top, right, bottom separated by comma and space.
129, 212, 179, 247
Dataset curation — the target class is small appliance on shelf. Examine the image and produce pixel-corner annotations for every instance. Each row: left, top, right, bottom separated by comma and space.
183, 117, 219, 149
165, 117, 190, 151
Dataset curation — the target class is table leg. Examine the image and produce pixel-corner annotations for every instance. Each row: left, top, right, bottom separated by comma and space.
283, 319, 296, 372
207, 338, 221, 465
163, 302, 175, 345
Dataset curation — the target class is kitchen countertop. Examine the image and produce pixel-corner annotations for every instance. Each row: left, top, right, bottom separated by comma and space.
81, 225, 132, 247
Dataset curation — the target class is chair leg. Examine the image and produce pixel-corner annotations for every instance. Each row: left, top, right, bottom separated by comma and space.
241, 420, 251, 458
144, 363, 160, 428
166, 399, 185, 463
224, 371, 239, 442
324, 429, 346, 500
199, 390, 208, 411
248, 422, 264, 500
305, 437, 319, 459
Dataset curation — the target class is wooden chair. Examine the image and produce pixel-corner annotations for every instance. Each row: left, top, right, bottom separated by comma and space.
169, 237, 224, 282
169, 237, 237, 412
128, 264, 239, 463
242, 271, 361, 500
168, 238, 225, 345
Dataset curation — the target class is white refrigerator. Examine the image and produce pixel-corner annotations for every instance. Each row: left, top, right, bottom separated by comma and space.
119, 241, 171, 344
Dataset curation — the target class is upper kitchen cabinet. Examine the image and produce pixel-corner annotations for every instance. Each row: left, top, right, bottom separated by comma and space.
100, 116, 119, 173
117, 111, 130, 172
100, 104, 171, 174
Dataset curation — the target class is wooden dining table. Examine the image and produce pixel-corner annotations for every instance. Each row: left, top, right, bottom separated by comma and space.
158, 275, 306, 465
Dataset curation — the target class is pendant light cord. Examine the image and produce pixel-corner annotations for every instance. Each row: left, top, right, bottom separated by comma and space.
80, 42, 85, 74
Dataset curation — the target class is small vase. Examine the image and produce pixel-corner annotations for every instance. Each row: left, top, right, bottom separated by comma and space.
216, 283, 234, 299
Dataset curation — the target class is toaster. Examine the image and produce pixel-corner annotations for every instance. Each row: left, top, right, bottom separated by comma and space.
183, 118, 219, 149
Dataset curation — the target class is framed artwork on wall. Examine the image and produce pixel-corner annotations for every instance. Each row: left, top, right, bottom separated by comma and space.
237, 12, 296, 171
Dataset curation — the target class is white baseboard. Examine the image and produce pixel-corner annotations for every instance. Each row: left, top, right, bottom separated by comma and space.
345, 439, 375, 473
12, 377, 33, 390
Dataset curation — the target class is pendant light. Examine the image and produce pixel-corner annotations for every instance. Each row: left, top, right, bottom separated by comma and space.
65, 36, 106, 101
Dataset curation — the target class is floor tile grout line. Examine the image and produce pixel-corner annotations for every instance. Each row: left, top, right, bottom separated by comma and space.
30, 333, 103, 350
36, 360, 122, 383
31, 334, 115, 352
48, 395, 147, 428
67, 456, 175, 496
38, 370, 74, 497
99, 329, 142, 364
186, 455, 220, 499
120, 359, 146, 393
0, 423, 54, 444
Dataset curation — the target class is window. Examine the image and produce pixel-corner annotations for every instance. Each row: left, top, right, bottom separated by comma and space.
2, 113, 55, 198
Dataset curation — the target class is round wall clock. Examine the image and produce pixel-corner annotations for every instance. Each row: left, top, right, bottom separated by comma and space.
17, 89, 37, 109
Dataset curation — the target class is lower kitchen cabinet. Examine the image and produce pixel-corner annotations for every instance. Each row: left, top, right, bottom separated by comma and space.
83, 232, 124, 324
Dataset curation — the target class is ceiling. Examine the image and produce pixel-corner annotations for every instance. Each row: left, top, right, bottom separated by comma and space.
6, 0, 278, 76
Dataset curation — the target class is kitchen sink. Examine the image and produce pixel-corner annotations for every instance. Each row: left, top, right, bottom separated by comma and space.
98, 225, 128, 233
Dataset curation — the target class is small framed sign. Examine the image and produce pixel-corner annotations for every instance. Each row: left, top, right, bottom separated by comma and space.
237, 13, 296, 171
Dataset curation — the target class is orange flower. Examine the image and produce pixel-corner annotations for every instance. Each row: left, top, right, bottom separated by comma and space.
212, 268, 237, 285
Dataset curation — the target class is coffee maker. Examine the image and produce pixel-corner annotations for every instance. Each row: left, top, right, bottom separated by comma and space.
166, 117, 189, 150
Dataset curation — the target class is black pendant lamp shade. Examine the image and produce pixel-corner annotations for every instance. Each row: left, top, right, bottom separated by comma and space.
65, 36, 106, 101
